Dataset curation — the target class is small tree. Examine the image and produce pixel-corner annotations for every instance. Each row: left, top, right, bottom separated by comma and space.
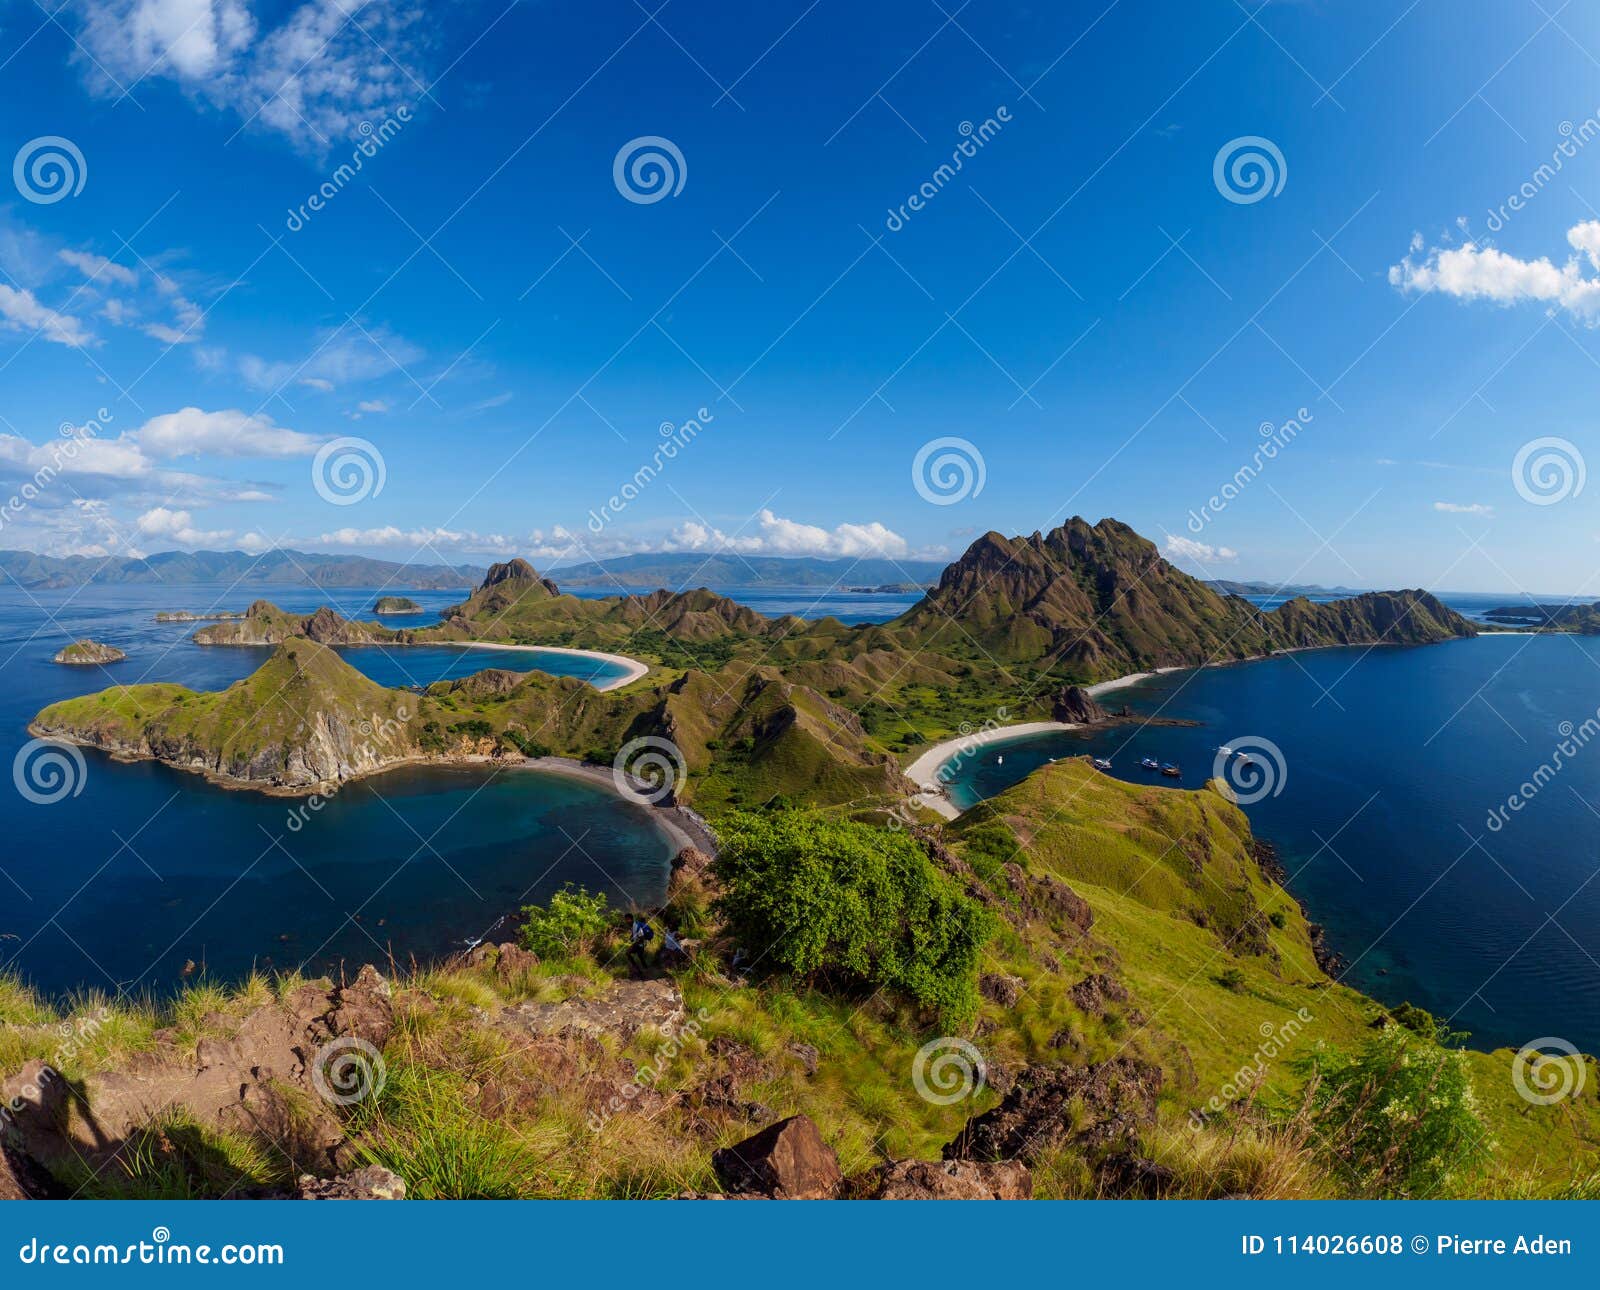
712, 811, 991, 1027
1297, 1025, 1489, 1198
518, 885, 612, 959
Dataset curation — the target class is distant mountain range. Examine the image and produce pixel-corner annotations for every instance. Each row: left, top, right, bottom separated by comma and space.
548, 553, 945, 589
0, 549, 480, 591
1207, 579, 1364, 598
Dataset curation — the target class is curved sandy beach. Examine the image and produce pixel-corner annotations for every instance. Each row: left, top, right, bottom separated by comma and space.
450, 641, 649, 691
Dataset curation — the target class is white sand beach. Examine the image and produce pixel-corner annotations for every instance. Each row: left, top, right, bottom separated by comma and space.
452, 641, 649, 691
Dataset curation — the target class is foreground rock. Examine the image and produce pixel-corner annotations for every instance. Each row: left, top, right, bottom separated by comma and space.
0, 966, 396, 1191
51, 640, 125, 665
945, 1058, 1163, 1163
711, 1115, 842, 1198
505, 978, 686, 1042
851, 1158, 1032, 1200
295, 1166, 406, 1200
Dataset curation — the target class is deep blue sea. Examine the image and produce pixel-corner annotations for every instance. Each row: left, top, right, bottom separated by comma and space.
940, 633, 1600, 1055
0, 585, 666, 998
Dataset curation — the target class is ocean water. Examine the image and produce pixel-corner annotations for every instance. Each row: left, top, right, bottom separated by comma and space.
566, 584, 923, 624
939, 634, 1600, 1054
0, 585, 667, 998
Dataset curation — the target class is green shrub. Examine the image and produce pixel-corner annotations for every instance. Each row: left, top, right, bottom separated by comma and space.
712, 811, 992, 1027
1296, 1026, 1489, 1198
518, 885, 612, 959
1217, 966, 1245, 991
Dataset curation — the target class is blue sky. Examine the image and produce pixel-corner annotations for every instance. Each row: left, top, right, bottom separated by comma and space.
3, 1, 1600, 593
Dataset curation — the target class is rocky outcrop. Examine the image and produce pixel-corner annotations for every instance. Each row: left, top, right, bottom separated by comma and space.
1069, 972, 1130, 1017
0, 967, 396, 1192
668, 846, 717, 904
503, 978, 686, 1042
851, 1158, 1032, 1200
295, 1166, 406, 1199
711, 1115, 842, 1199
372, 597, 423, 615
51, 640, 125, 665
1051, 684, 1109, 724
945, 1058, 1163, 1164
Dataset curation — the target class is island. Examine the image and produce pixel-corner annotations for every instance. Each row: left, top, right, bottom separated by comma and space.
51, 640, 126, 665
373, 596, 424, 615
21, 517, 1580, 1209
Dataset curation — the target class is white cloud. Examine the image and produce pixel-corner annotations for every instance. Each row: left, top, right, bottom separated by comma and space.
1432, 501, 1493, 515
1164, 535, 1237, 563
0, 284, 92, 347
1390, 221, 1600, 321
135, 506, 236, 546
58, 248, 138, 288
134, 407, 321, 459
357, 399, 388, 413
666, 509, 911, 558
72, 0, 425, 150
234, 325, 424, 392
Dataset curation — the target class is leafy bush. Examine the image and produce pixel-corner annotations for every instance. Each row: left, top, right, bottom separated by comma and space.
1296, 1026, 1489, 1198
1217, 967, 1246, 991
712, 811, 992, 1027
518, 885, 612, 959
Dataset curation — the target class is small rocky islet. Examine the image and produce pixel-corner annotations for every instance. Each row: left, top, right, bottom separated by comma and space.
50, 639, 125, 665
373, 596, 424, 614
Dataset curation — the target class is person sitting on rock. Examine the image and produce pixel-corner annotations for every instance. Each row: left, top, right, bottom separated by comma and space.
626, 914, 654, 977
659, 924, 687, 969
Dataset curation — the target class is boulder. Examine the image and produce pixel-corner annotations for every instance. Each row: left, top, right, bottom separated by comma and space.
1069, 972, 1131, 1017
853, 1158, 1032, 1200
945, 1058, 1163, 1163
711, 1115, 842, 1199
295, 1166, 406, 1199
668, 846, 719, 904
980, 972, 1024, 1008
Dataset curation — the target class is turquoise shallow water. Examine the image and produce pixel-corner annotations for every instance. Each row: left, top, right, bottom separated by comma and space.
0, 585, 661, 997
940, 634, 1600, 1055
